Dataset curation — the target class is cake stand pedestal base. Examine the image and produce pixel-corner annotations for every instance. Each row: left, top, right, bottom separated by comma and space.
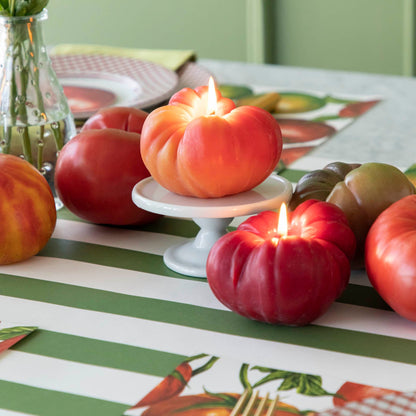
132, 175, 292, 278
164, 217, 233, 277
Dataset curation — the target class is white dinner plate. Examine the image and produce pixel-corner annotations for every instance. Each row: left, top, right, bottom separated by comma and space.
57, 71, 143, 119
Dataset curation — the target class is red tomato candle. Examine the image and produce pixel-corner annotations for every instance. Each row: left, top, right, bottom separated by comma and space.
140, 78, 283, 198
206, 200, 356, 326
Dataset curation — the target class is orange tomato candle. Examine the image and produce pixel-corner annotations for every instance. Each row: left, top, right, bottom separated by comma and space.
140, 78, 283, 198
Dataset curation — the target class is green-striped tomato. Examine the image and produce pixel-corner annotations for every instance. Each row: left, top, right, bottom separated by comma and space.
0, 154, 56, 264
290, 162, 415, 268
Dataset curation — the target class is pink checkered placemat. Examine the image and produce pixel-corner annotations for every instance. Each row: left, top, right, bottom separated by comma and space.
318, 392, 416, 416
51, 54, 178, 109
176, 61, 212, 90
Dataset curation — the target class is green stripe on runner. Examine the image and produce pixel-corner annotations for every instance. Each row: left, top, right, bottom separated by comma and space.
37, 238, 392, 311
11, 329, 186, 377
139, 217, 200, 237
58, 208, 201, 238
57, 207, 87, 222
0, 273, 415, 365
0, 379, 127, 416
339, 284, 391, 311
38, 238, 195, 280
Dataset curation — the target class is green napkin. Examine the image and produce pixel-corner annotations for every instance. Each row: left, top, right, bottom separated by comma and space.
50, 44, 196, 72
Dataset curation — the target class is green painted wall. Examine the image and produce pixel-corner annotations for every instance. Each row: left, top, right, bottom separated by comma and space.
44, 0, 415, 76
44, 0, 248, 61
267, 0, 415, 75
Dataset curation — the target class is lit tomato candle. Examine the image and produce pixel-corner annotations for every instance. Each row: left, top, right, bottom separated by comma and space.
140, 78, 282, 198
206, 200, 356, 326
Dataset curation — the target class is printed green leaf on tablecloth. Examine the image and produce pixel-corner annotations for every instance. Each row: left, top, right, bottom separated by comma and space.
124, 354, 401, 416
219, 85, 381, 168
0, 325, 37, 353
405, 163, 416, 187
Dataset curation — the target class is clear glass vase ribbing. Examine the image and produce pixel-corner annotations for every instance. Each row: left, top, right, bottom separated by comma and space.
0, 9, 76, 200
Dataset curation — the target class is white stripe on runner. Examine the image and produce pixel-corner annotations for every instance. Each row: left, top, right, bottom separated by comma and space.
52, 219, 189, 255
315, 302, 416, 339
0, 256, 226, 310
53, 217, 276, 249
0, 295, 415, 392
0, 350, 159, 406
54, 215, 297, 248
0, 410, 37, 416
2, 257, 416, 342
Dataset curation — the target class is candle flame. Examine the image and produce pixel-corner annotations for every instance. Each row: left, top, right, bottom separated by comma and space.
206, 76, 218, 115
277, 203, 288, 237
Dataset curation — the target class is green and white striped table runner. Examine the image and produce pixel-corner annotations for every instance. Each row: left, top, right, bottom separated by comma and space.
0, 157, 415, 415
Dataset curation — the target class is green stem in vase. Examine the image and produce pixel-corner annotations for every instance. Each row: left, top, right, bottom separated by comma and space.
51, 120, 64, 150
1, 34, 17, 155
2, 89, 13, 153
29, 27, 47, 169
2, 126, 11, 153
9, 0, 15, 15
19, 127, 32, 163
15, 39, 32, 164
1, 0, 51, 167
1, 0, 49, 17
28, 24, 65, 155
36, 125, 44, 169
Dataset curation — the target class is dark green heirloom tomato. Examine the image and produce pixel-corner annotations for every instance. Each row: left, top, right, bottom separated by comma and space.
289, 162, 361, 209
290, 162, 415, 268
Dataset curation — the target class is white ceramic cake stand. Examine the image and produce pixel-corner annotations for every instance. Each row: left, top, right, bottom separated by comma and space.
132, 175, 292, 278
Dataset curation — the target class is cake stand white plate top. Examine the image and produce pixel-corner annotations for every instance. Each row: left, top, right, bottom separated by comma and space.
132, 174, 293, 278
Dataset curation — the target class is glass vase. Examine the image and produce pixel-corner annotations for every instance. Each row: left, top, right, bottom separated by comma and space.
0, 9, 76, 203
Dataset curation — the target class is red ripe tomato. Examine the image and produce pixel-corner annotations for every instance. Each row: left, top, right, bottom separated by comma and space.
0, 154, 56, 264
140, 86, 282, 198
206, 200, 356, 326
81, 106, 148, 134
55, 107, 160, 225
365, 194, 416, 322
